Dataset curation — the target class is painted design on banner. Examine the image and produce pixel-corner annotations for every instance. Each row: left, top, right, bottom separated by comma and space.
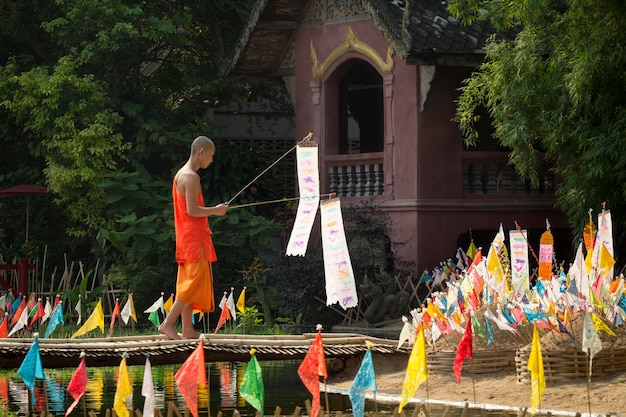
286, 145, 320, 256
509, 229, 529, 295
320, 198, 358, 309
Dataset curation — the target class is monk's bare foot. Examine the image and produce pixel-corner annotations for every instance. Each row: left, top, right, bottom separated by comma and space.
159, 323, 182, 340
182, 330, 200, 339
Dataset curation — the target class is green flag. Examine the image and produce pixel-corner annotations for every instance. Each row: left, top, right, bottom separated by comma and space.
148, 310, 160, 328
240, 349, 264, 413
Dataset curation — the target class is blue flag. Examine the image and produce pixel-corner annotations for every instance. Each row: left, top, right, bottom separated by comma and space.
566, 278, 578, 297
485, 317, 494, 345
349, 348, 377, 417
45, 302, 65, 338
617, 294, 626, 314
11, 295, 22, 316
18, 335, 45, 402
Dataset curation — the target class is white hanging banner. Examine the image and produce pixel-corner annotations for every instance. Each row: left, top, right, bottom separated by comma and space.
320, 198, 358, 309
286, 144, 320, 256
509, 229, 530, 296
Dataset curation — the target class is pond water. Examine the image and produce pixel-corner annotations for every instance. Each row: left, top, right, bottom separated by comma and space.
0, 360, 396, 417
0, 360, 569, 417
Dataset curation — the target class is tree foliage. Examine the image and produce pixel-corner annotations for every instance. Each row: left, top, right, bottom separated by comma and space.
0, 0, 292, 278
449, 0, 626, 257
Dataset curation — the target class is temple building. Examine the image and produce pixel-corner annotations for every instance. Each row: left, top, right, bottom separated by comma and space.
226, 0, 570, 273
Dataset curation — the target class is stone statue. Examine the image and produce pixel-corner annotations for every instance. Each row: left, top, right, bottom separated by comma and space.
360, 269, 411, 324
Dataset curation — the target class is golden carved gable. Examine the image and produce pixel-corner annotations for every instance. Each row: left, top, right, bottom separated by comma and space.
310, 25, 394, 80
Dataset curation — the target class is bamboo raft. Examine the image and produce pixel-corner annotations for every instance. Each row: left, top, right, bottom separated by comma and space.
0, 332, 410, 369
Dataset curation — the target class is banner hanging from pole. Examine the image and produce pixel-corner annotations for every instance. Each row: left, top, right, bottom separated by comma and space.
509, 229, 529, 296
286, 143, 320, 256
320, 198, 358, 309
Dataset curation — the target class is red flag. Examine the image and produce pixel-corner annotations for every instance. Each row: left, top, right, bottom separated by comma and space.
298, 330, 327, 417
213, 302, 232, 333
11, 298, 26, 326
65, 355, 87, 416
54, 294, 62, 307
109, 299, 121, 336
0, 316, 7, 338
453, 317, 473, 384
29, 300, 46, 328
175, 339, 206, 417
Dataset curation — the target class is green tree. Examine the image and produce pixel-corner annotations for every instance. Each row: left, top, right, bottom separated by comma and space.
0, 0, 291, 277
449, 0, 626, 258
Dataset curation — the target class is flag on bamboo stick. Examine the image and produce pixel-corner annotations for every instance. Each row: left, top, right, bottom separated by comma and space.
120, 294, 137, 325
399, 326, 428, 412
42, 297, 52, 323
28, 298, 45, 328
8, 304, 29, 337
109, 298, 121, 336
18, 333, 44, 403
582, 311, 602, 379
75, 295, 82, 325
71, 299, 104, 339
240, 348, 264, 414
298, 326, 327, 417
10, 294, 22, 318
45, 302, 64, 338
453, 317, 473, 384
0, 314, 8, 338
175, 337, 207, 417
237, 287, 246, 313
227, 288, 236, 321
349, 343, 377, 417
142, 355, 155, 417
11, 297, 26, 326
148, 310, 160, 328
65, 353, 87, 416
164, 294, 174, 316
466, 239, 478, 261
528, 325, 545, 415
144, 293, 165, 316
0, 294, 5, 315
591, 311, 617, 336
114, 355, 132, 417
397, 316, 415, 349
214, 292, 232, 333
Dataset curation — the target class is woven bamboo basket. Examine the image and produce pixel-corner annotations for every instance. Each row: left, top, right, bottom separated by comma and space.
427, 349, 518, 374
515, 345, 626, 384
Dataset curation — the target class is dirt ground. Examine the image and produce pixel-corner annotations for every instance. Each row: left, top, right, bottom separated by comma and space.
325, 351, 626, 416
325, 311, 626, 416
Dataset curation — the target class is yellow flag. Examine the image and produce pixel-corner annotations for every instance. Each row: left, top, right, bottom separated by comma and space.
591, 312, 617, 336
466, 240, 478, 261
237, 287, 246, 313
398, 326, 428, 412
164, 294, 174, 315
113, 357, 132, 417
129, 294, 137, 322
599, 243, 615, 276
71, 299, 104, 339
589, 289, 609, 312
585, 247, 594, 274
426, 301, 443, 320
528, 325, 545, 415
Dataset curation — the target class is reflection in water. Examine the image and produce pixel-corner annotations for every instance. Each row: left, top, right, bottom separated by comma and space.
0, 361, 393, 416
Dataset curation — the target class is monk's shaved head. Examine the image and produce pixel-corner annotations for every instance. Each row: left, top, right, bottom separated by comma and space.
191, 136, 214, 154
